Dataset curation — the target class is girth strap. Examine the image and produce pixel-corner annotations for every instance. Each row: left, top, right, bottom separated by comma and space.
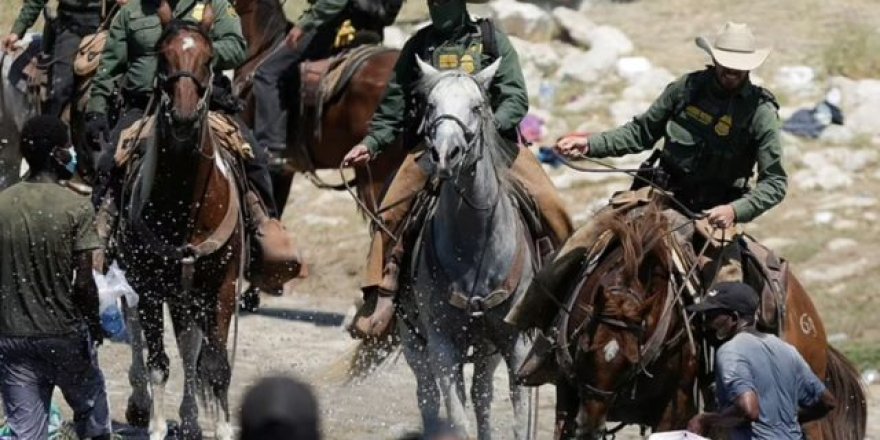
448, 232, 527, 316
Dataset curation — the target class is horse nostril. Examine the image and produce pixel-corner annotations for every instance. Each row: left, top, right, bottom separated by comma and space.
431, 148, 440, 162
449, 147, 460, 159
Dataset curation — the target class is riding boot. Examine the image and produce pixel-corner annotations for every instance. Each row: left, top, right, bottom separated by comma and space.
244, 191, 304, 293
349, 238, 405, 338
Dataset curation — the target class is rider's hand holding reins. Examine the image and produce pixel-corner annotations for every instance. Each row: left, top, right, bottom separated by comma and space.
343, 143, 372, 167
705, 204, 736, 229
286, 26, 305, 50
1, 34, 18, 53
555, 133, 591, 158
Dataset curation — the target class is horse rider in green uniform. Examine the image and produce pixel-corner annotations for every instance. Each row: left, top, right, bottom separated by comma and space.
252, 0, 402, 154
343, 0, 573, 338
553, 22, 786, 290
3, 0, 113, 117
84, 0, 279, 216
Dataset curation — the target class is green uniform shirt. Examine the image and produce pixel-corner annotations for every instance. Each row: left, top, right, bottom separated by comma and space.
298, 0, 350, 32
87, 0, 246, 114
362, 18, 529, 155
11, 0, 107, 37
0, 182, 100, 337
588, 69, 787, 222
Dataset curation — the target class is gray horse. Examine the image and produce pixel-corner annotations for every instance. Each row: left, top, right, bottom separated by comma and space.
397, 57, 536, 440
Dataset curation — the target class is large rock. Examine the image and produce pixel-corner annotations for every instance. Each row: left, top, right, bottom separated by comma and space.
773, 65, 818, 97
830, 76, 880, 136
488, 0, 559, 42
552, 7, 633, 84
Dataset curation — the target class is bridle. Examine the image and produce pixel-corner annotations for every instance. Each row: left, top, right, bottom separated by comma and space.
421, 75, 499, 211
156, 27, 214, 124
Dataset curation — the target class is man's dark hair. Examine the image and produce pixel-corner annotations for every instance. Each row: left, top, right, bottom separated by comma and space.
19, 115, 69, 170
240, 376, 320, 440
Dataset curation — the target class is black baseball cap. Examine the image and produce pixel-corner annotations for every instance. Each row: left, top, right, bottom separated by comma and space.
240, 376, 320, 440
687, 282, 759, 316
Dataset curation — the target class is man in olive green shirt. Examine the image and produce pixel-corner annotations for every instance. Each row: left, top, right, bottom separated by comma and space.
0, 115, 110, 440
556, 22, 786, 282
2, 0, 111, 116
342, 0, 572, 337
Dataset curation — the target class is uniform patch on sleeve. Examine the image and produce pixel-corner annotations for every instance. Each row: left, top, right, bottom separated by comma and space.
191, 3, 205, 21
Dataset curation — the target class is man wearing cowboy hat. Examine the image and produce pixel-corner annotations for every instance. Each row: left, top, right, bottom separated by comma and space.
342, 0, 573, 338
555, 22, 787, 284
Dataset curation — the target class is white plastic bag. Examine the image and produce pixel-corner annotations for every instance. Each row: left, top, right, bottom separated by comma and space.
648, 431, 710, 440
93, 261, 138, 311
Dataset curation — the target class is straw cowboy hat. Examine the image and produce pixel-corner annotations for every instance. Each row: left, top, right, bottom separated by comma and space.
696, 22, 771, 71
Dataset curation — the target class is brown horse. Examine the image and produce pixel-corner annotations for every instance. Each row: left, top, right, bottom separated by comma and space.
552, 202, 866, 439
233, 0, 405, 215
116, 5, 242, 439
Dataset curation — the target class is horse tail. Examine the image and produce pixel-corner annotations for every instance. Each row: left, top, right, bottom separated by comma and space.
817, 346, 866, 440
318, 335, 400, 384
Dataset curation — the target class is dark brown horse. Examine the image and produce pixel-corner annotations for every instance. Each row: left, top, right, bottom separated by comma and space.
552, 202, 866, 440
233, 0, 405, 215
116, 5, 242, 439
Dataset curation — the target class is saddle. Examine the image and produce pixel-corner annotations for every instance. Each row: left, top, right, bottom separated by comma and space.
291, 45, 396, 171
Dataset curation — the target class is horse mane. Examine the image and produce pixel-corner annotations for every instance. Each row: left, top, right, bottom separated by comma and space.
594, 201, 672, 285
416, 70, 512, 175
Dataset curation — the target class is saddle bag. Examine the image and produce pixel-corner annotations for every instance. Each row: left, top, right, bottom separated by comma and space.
73, 30, 107, 77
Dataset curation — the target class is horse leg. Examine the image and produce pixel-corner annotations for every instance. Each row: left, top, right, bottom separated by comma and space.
169, 299, 205, 440
205, 264, 238, 440
426, 331, 470, 436
472, 350, 501, 440
139, 294, 170, 440
398, 319, 441, 429
554, 380, 579, 440
500, 334, 531, 440
124, 297, 151, 427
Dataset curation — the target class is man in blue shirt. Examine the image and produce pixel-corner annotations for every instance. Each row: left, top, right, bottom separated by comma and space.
686, 282, 836, 439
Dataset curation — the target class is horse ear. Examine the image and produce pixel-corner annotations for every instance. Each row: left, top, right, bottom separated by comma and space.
473, 57, 501, 90
200, 2, 215, 34
415, 55, 439, 79
158, 0, 173, 28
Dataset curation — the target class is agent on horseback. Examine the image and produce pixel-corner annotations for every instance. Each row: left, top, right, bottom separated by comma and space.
554, 22, 786, 287
2, 0, 114, 116
342, 0, 573, 338
84, 0, 295, 285
251, 0, 402, 154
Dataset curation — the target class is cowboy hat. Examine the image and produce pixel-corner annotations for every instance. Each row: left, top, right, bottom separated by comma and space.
696, 22, 771, 71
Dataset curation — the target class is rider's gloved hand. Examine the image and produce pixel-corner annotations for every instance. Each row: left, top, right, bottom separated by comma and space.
343, 143, 372, 167
85, 112, 109, 148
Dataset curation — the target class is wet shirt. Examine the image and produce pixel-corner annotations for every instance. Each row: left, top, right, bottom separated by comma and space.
0, 182, 100, 337
87, 0, 246, 114
588, 69, 787, 222
362, 18, 528, 155
715, 332, 826, 440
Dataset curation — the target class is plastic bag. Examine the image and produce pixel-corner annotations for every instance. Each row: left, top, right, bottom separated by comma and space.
93, 261, 138, 342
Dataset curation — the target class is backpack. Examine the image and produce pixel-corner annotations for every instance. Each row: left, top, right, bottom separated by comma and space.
351, 0, 404, 27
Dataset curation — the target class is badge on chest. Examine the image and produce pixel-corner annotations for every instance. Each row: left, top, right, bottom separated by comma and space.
432, 42, 484, 74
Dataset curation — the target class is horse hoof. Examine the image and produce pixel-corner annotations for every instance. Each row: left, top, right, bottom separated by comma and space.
178, 422, 203, 440
125, 401, 150, 427
239, 287, 260, 312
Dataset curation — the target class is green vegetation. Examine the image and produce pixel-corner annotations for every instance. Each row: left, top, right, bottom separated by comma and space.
821, 23, 880, 79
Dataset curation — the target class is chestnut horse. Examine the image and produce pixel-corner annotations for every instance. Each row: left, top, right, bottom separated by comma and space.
233, 0, 405, 214
552, 202, 866, 439
116, 5, 242, 439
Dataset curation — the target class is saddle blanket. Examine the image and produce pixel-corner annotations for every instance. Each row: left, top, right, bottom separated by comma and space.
115, 111, 254, 166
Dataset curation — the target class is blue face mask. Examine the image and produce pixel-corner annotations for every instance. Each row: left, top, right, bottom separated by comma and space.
64, 146, 77, 175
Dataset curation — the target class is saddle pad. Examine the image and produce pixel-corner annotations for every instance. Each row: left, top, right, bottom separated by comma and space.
116, 112, 253, 166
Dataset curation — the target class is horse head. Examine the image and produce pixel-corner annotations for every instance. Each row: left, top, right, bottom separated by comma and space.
415, 56, 500, 179
156, 0, 215, 126
569, 204, 684, 435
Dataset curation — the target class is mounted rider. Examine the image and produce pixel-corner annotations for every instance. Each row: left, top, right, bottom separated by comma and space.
2, 0, 114, 116
509, 22, 786, 332
343, 0, 573, 338
84, 0, 296, 286
251, 0, 403, 154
